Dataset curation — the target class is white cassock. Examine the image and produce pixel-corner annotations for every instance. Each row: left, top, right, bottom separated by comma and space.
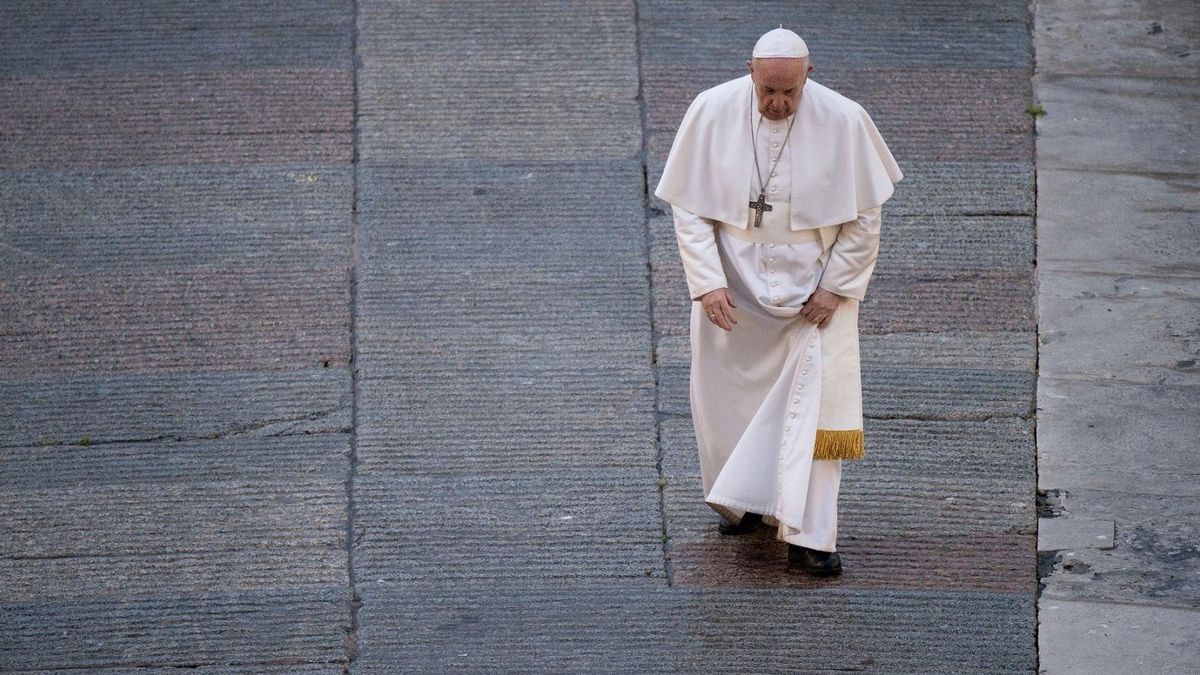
655, 74, 903, 552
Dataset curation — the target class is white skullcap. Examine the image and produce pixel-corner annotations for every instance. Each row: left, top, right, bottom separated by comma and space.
752, 26, 809, 58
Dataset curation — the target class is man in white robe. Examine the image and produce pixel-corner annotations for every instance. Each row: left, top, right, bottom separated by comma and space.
654, 27, 903, 575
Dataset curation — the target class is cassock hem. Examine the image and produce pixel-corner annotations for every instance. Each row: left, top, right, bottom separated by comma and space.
705, 498, 838, 551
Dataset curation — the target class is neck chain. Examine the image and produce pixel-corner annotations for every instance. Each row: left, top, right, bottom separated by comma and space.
748, 84, 798, 227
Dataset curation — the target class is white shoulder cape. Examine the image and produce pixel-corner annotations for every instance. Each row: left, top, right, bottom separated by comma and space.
654, 74, 903, 231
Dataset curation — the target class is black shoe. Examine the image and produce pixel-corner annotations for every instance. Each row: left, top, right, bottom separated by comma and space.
787, 543, 843, 576
717, 511, 764, 535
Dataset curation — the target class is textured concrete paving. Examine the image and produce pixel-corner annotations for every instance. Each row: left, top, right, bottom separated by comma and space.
0, 2, 355, 670
1, 1, 1039, 672
1033, 0, 1200, 671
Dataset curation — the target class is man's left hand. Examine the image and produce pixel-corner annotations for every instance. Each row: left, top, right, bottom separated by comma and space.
800, 287, 843, 328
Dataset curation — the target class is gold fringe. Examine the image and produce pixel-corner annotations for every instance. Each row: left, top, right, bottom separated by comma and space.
813, 429, 865, 460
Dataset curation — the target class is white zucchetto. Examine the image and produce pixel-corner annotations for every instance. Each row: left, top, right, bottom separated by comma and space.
752, 27, 809, 58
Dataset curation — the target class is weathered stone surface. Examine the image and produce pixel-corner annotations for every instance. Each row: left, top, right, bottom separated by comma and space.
1034, 0, 1200, 79
0, 369, 350, 448
1037, 378, 1200, 497
0, 1, 353, 76
356, 579, 1035, 673
1039, 599, 1200, 673
0, 588, 348, 671
0, 166, 353, 273
1038, 272, 1200, 385
1034, 1, 1200, 667
1036, 75, 1199, 175
355, 2, 640, 162
1037, 169, 1200, 276
1038, 489, 1200, 606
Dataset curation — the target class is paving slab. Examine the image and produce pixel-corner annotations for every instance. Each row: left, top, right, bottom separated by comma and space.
356, 579, 1034, 673
1038, 272, 1200, 385
1036, 169, 1200, 277
1034, 0, 1200, 79
1038, 598, 1200, 674
0, 588, 348, 671
1038, 378, 1200, 497
1035, 75, 1199, 175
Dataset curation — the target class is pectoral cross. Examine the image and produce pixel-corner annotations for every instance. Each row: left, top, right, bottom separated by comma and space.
749, 192, 773, 228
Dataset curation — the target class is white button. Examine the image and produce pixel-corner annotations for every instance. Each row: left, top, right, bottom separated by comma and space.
772, 296, 779, 302
801, 370, 809, 376
772, 143, 779, 149
789, 413, 796, 419
805, 356, 812, 363
771, 281, 778, 287
769, 244, 776, 249
797, 384, 805, 391
793, 398, 799, 404
781, 439, 788, 446
771, 186, 778, 193
771, 170, 777, 176
768, 258, 775, 263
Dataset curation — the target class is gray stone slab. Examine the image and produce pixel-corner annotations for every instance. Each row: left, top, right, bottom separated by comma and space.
0, 1, 353, 76
352, 469, 663, 585
1034, 0, 1200, 79
0, 433, 346, 490
1038, 517, 1116, 551
0, 266, 351, 377
1038, 271, 1200, 385
0, 66, 353, 169
863, 331, 1037, 371
0, 368, 351, 448
0, 587, 348, 671
1035, 75, 1200, 175
1037, 378, 1200, 497
864, 366, 1034, 420
355, 1, 640, 162
1038, 598, 1200, 674
639, 0, 1032, 70
0, 435, 347, 560
1037, 168, 1200, 277
862, 269, 1036, 333
0, 166, 352, 274
881, 215, 1034, 271
355, 578, 1035, 673
0, 434, 351, 666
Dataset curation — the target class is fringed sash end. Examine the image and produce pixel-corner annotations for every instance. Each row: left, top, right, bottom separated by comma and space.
813, 429, 864, 460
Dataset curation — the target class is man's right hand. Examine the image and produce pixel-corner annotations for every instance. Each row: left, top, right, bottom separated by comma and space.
700, 287, 737, 331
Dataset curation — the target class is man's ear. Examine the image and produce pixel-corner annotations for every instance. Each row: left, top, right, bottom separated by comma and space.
746, 59, 754, 74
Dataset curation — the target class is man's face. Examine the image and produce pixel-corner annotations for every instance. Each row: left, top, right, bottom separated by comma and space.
747, 57, 812, 120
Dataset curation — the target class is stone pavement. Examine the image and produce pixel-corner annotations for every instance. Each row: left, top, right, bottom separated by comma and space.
1, 1, 1039, 672
1032, 1, 1200, 672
